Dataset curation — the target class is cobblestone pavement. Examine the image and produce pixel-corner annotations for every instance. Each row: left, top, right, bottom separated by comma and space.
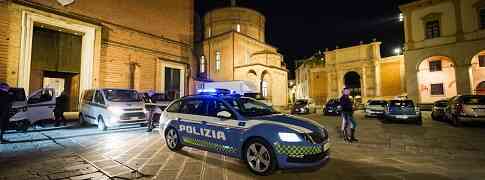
1, 111, 485, 180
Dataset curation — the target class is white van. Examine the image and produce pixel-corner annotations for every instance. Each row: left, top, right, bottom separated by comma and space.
79, 88, 147, 131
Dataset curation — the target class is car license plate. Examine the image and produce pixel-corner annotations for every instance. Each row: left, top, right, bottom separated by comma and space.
396, 115, 408, 119
323, 143, 330, 151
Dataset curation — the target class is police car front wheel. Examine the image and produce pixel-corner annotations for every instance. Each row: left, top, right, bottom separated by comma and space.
165, 128, 183, 151
244, 139, 277, 176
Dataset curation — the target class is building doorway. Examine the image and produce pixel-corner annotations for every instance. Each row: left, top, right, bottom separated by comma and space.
164, 67, 181, 100
29, 26, 81, 111
343, 71, 361, 100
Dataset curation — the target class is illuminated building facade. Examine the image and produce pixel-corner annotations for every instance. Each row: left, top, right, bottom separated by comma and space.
400, 0, 485, 103
198, 5, 289, 106
295, 42, 406, 105
0, 0, 194, 110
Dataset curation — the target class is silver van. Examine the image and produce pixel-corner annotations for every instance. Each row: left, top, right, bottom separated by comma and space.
79, 88, 147, 131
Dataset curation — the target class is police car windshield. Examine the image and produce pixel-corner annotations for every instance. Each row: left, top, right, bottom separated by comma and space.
295, 100, 307, 105
103, 89, 141, 102
224, 97, 278, 117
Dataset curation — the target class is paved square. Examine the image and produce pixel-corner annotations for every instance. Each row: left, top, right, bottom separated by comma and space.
1, 112, 484, 180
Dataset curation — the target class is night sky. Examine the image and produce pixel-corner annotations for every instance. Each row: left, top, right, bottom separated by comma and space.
195, 0, 417, 79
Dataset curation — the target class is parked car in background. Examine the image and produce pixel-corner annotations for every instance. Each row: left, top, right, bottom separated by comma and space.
445, 95, 485, 126
431, 100, 448, 121
364, 100, 387, 117
383, 99, 422, 125
323, 99, 340, 116
80, 89, 147, 131
291, 99, 316, 114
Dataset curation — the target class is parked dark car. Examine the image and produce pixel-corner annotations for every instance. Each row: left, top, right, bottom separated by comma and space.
291, 99, 316, 114
323, 99, 340, 116
383, 99, 422, 125
364, 100, 387, 117
431, 100, 448, 121
445, 95, 485, 126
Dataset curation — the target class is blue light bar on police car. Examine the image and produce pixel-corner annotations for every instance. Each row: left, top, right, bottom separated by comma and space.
197, 88, 233, 95
197, 88, 217, 93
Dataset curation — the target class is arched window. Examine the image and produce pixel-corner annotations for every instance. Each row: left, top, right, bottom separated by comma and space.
236, 24, 241, 32
215, 51, 221, 72
262, 81, 268, 97
200, 56, 205, 73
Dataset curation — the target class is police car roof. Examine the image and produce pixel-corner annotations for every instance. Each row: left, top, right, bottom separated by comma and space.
181, 94, 240, 100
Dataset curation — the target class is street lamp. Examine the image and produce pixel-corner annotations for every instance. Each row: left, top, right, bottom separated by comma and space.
394, 47, 402, 55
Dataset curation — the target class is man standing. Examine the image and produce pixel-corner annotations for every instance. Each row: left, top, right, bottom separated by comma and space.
0, 83, 13, 144
144, 90, 161, 132
54, 91, 69, 127
340, 88, 358, 142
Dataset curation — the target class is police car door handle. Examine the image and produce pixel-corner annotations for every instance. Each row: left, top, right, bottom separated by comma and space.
201, 121, 207, 125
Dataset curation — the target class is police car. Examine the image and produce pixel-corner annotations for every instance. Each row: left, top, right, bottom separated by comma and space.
159, 89, 330, 175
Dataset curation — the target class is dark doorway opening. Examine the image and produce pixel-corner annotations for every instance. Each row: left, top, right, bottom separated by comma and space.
165, 67, 181, 100
344, 71, 361, 99
30, 26, 82, 112
477, 81, 485, 95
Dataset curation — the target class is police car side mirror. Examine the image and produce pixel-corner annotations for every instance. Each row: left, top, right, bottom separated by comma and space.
217, 111, 232, 119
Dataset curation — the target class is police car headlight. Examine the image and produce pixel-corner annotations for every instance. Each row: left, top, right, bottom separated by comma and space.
278, 133, 302, 142
108, 106, 124, 115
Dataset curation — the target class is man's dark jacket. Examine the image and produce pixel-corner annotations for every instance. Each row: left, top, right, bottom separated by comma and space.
0, 90, 13, 129
54, 94, 69, 115
339, 95, 354, 112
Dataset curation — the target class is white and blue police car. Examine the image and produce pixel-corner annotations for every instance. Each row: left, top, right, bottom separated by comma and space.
158, 89, 330, 175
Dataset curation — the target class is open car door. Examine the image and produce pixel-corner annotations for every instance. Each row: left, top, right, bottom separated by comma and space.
26, 88, 56, 124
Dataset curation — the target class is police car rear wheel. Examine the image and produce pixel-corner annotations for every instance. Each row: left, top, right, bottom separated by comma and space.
244, 139, 276, 175
165, 128, 182, 151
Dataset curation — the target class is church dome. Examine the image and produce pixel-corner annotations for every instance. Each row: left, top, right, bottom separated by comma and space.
204, 7, 266, 42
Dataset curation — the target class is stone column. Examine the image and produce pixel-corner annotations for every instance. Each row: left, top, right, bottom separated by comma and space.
361, 67, 367, 99
403, 11, 414, 50
454, 64, 472, 95
400, 57, 406, 94
405, 58, 420, 103
336, 70, 343, 97
375, 61, 382, 97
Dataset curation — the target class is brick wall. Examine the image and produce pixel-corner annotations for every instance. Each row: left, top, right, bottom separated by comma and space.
380, 61, 402, 97
0, 1, 8, 83
309, 71, 328, 105
3, 1, 194, 94
25, 0, 194, 44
